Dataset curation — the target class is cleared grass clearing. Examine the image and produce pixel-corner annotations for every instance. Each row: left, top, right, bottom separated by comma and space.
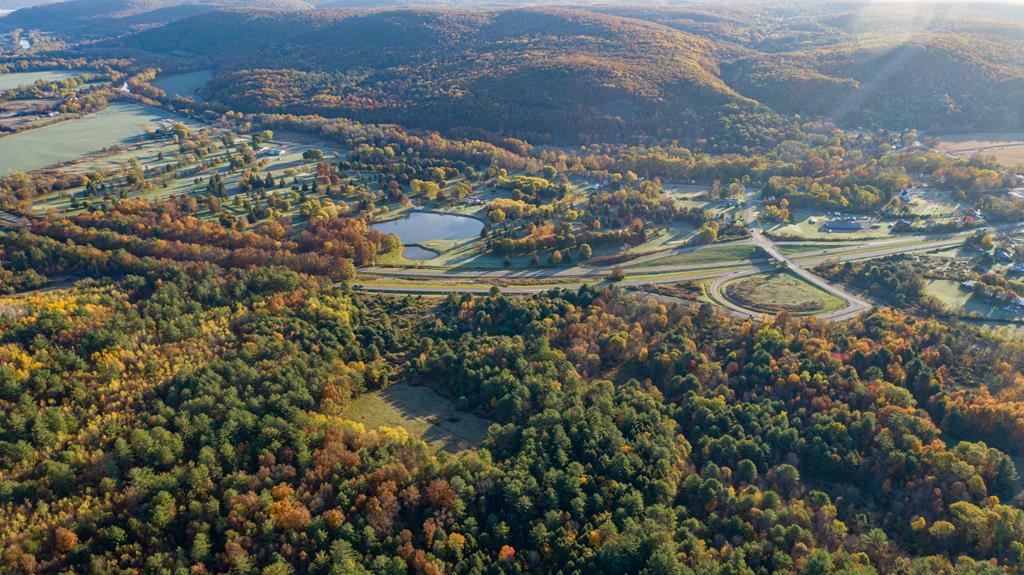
936, 132, 1024, 166
926, 279, 1020, 321
0, 70, 78, 91
631, 243, 762, 267
341, 383, 491, 452
723, 272, 845, 315
0, 101, 198, 175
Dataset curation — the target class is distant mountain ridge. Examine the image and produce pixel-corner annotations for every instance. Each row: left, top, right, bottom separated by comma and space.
0, 0, 313, 38
7, 1, 1024, 140
117, 7, 757, 144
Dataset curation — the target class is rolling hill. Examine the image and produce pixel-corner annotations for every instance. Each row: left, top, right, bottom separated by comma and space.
722, 35, 1024, 132
119, 8, 759, 144
0, 0, 313, 38
11, 1, 1024, 141
604, 2, 1024, 133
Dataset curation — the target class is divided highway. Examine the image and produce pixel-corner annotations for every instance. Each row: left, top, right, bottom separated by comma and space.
747, 227, 874, 321
356, 206, 1009, 322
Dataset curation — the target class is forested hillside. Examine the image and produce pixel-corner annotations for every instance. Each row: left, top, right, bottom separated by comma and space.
723, 36, 1024, 132
4, 206, 1024, 572
0, 0, 314, 38
5, 1, 1024, 573
631, 2, 1024, 132
8, 2, 1024, 140
118, 8, 756, 145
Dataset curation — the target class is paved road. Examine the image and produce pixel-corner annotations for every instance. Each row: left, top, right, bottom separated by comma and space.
363, 231, 969, 282
739, 195, 873, 321
358, 204, 1016, 321
364, 239, 764, 280
749, 227, 874, 319
358, 233, 972, 321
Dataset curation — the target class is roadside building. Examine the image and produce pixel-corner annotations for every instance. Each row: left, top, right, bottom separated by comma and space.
821, 219, 872, 232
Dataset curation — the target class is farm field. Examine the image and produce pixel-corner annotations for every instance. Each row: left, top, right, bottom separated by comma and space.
935, 132, 1024, 166
0, 69, 78, 90
723, 272, 846, 315
0, 101, 196, 175
340, 382, 491, 452
152, 69, 213, 100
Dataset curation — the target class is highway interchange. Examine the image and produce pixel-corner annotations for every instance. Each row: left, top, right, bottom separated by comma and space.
353, 187, 1023, 322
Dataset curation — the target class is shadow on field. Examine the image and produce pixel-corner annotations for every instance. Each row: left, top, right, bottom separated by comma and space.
345, 383, 492, 452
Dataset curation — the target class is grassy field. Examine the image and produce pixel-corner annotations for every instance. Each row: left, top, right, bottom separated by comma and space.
152, 70, 213, 100
31, 130, 338, 216
341, 383, 491, 452
777, 242, 861, 255
771, 213, 894, 240
630, 243, 763, 267
0, 70, 78, 91
723, 272, 846, 315
926, 279, 1020, 321
935, 132, 1024, 166
0, 101, 197, 175
891, 189, 963, 218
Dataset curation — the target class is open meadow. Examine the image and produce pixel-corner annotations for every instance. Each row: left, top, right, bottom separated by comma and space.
935, 132, 1024, 166
723, 272, 846, 315
0, 69, 78, 90
341, 382, 491, 452
0, 101, 198, 175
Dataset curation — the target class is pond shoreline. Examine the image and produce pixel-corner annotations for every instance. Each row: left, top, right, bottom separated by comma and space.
373, 207, 488, 227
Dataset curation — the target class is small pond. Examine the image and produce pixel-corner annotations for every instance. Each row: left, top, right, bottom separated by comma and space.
403, 246, 439, 260
372, 211, 484, 244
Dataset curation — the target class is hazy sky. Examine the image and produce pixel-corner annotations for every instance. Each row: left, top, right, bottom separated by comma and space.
4, 0, 1024, 10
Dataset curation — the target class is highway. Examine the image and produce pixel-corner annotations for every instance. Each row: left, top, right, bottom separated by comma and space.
748, 227, 874, 320
356, 230, 972, 320
355, 200, 1010, 322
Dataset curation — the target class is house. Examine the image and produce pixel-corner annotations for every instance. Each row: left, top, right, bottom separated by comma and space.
961, 280, 977, 290
899, 190, 912, 202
